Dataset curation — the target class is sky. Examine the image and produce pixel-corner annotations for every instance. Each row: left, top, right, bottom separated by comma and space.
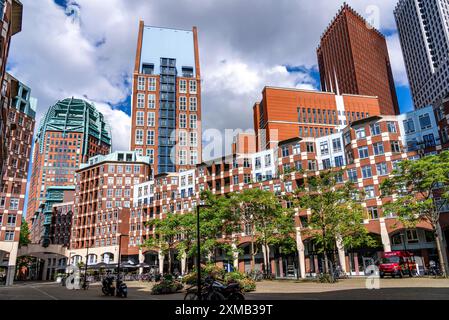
8, 0, 414, 153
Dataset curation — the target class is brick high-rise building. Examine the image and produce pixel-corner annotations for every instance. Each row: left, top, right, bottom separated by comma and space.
317, 3, 400, 115
0, 0, 23, 184
131, 22, 202, 174
394, 0, 449, 109
26, 98, 112, 224
253, 86, 382, 151
0, 73, 35, 286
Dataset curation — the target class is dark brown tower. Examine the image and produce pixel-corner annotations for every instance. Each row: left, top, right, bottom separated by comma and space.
317, 3, 400, 115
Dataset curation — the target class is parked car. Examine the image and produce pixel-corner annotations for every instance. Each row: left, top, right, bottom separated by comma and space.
379, 251, 416, 278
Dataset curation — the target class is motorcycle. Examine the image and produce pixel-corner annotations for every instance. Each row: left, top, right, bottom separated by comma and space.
116, 279, 128, 298
210, 279, 245, 301
102, 276, 115, 296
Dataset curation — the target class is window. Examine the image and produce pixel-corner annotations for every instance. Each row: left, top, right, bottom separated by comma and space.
178, 131, 187, 146
135, 129, 144, 145
147, 149, 154, 164
376, 162, 388, 176
148, 94, 156, 109
423, 134, 435, 147
307, 160, 316, 171
5, 231, 14, 241
189, 97, 197, 111
190, 132, 197, 147
387, 122, 397, 133
179, 150, 187, 165
137, 93, 145, 108
233, 176, 239, 185
9, 198, 19, 210
264, 154, 271, 167
244, 174, 251, 184
406, 230, 419, 244
403, 119, 415, 134
293, 144, 300, 155
364, 185, 375, 199
347, 168, 358, 183
282, 146, 289, 157
147, 130, 155, 145
147, 112, 155, 127
148, 77, 156, 91
358, 146, 369, 159
190, 114, 197, 129
179, 79, 187, 93
179, 114, 187, 128
419, 113, 432, 130
362, 165, 372, 179
391, 141, 401, 153
334, 156, 344, 167
136, 111, 144, 126
7, 214, 16, 226
137, 76, 145, 90
255, 157, 261, 169
320, 142, 329, 155
179, 96, 187, 110
373, 142, 384, 155
355, 128, 366, 139
370, 123, 381, 136
190, 151, 198, 165
189, 80, 197, 94
306, 142, 314, 153
285, 181, 293, 193
322, 159, 331, 169
332, 138, 342, 152
367, 207, 379, 219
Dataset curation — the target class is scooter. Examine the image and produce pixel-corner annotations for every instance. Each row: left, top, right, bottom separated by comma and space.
116, 279, 128, 298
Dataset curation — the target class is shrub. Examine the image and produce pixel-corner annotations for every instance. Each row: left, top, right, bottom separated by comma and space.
318, 273, 336, 283
151, 279, 184, 295
224, 271, 256, 292
238, 278, 256, 292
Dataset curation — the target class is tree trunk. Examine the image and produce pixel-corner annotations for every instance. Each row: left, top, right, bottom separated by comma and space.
435, 222, 448, 276
251, 237, 256, 272
264, 242, 270, 276
168, 250, 172, 274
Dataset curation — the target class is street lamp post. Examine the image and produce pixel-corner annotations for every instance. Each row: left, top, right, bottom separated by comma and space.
83, 240, 90, 289
196, 204, 209, 301
400, 232, 407, 252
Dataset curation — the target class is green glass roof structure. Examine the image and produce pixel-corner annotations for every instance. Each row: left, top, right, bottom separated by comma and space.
36, 97, 112, 154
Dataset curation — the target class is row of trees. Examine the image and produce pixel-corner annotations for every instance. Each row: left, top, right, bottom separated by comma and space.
142, 152, 449, 277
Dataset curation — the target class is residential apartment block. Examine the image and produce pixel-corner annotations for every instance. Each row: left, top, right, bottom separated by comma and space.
0, 73, 35, 286
394, 0, 449, 109
69, 151, 151, 267
130, 22, 202, 174
317, 3, 400, 115
122, 104, 448, 277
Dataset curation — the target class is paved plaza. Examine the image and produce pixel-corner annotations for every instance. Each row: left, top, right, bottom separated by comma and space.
1, 278, 449, 300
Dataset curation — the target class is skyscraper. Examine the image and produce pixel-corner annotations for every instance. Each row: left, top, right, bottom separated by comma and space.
317, 3, 400, 115
131, 22, 202, 174
26, 98, 112, 223
394, 0, 449, 109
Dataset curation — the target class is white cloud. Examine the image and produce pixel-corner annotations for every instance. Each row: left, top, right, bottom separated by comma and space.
386, 33, 409, 86
8, 0, 409, 154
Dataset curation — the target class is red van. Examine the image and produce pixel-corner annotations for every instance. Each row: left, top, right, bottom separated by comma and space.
379, 251, 416, 278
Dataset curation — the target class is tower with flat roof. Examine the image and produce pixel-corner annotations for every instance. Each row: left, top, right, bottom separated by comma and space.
131, 22, 202, 174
